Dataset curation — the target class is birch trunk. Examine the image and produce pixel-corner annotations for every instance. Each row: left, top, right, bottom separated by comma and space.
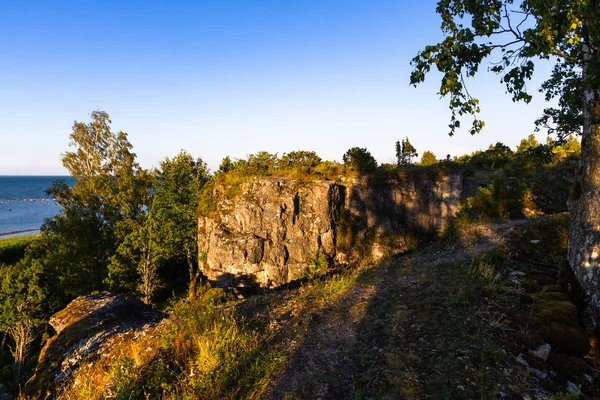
568, 31, 600, 323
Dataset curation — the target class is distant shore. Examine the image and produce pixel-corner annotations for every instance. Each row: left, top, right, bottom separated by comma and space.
0, 229, 39, 238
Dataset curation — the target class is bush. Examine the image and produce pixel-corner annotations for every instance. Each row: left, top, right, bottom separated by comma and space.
302, 253, 330, 280
279, 151, 322, 171
0, 235, 37, 265
342, 147, 377, 173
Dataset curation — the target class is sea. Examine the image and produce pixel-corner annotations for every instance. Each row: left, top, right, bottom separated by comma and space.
0, 176, 75, 238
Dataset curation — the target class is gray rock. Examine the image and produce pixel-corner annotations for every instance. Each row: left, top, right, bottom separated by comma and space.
199, 174, 464, 288
528, 343, 552, 361
26, 292, 167, 399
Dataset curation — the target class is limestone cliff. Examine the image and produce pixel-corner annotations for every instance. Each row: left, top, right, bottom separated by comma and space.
198, 172, 464, 288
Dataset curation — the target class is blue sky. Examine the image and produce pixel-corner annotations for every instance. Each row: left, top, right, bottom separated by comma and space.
0, 0, 555, 175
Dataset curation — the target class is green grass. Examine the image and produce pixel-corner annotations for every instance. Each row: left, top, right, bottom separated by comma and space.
64, 287, 286, 399
52, 215, 600, 399
0, 235, 37, 265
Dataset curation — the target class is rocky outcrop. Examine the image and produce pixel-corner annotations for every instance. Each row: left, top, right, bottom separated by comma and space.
199, 179, 344, 288
26, 293, 167, 400
198, 173, 464, 288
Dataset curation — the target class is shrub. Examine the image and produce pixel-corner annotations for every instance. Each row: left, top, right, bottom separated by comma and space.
218, 156, 234, 174
419, 150, 438, 166
279, 150, 322, 171
342, 147, 377, 173
301, 253, 330, 280
0, 235, 37, 265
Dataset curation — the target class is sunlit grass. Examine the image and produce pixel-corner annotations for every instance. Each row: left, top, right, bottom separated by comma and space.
0, 234, 37, 265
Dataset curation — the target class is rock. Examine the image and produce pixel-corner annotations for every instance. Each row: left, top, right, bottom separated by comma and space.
528, 343, 552, 361
199, 173, 464, 288
26, 292, 167, 400
566, 381, 578, 393
530, 240, 541, 244
516, 353, 529, 367
530, 300, 590, 356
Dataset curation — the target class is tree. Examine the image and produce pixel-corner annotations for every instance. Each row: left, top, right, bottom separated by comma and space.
342, 147, 378, 173
396, 138, 419, 166
105, 217, 163, 305
404, 138, 418, 165
150, 151, 209, 298
218, 156, 234, 174
39, 111, 150, 303
516, 134, 540, 153
395, 141, 402, 166
549, 134, 582, 161
0, 260, 45, 390
411, 1, 600, 318
420, 151, 438, 166
279, 150, 322, 171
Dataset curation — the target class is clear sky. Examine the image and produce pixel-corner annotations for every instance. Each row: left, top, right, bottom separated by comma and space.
0, 0, 556, 175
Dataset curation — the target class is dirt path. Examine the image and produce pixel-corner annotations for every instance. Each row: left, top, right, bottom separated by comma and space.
264, 220, 534, 399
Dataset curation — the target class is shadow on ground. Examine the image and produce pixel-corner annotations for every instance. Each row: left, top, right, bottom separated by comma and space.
250, 216, 599, 399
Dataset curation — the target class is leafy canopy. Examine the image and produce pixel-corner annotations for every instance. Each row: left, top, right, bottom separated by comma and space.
410, 0, 595, 139
420, 150, 439, 166
342, 147, 378, 173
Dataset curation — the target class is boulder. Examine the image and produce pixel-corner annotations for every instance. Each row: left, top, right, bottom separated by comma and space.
26, 292, 166, 400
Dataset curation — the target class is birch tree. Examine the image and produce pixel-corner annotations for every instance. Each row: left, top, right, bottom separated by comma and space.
411, 0, 600, 321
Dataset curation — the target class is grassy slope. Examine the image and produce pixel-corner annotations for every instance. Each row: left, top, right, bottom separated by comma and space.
0, 235, 36, 266
57, 214, 598, 399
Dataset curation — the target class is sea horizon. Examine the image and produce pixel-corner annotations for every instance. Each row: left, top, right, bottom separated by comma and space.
0, 176, 75, 237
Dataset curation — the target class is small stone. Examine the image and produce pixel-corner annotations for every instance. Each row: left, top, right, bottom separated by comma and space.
530, 240, 540, 244
566, 381, 578, 393
531, 368, 548, 380
516, 354, 529, 367
528, 343, 551, 361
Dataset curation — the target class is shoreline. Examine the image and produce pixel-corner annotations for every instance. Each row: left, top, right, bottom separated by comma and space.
0, 229, 40, 238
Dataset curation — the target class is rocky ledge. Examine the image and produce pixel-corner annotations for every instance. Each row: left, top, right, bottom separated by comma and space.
26, 293, 167, 400
198, 174, 465, 288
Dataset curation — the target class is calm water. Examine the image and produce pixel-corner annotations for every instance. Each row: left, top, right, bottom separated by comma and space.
0, 176, 74, 237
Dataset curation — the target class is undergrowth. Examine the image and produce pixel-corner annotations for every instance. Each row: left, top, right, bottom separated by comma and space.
0, 235, 37, 266
59, 268, 359, 399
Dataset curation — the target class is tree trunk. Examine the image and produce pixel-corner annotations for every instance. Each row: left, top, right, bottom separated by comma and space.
9, 321, 34, 392
187, 253, 199, 299
568, 36, 600, 324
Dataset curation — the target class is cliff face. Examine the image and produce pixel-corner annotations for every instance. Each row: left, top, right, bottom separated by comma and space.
198, 173, 464, 288
198, 179, 344, 288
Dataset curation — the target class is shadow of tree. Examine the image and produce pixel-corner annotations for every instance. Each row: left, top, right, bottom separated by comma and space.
262, 217, 599, 399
